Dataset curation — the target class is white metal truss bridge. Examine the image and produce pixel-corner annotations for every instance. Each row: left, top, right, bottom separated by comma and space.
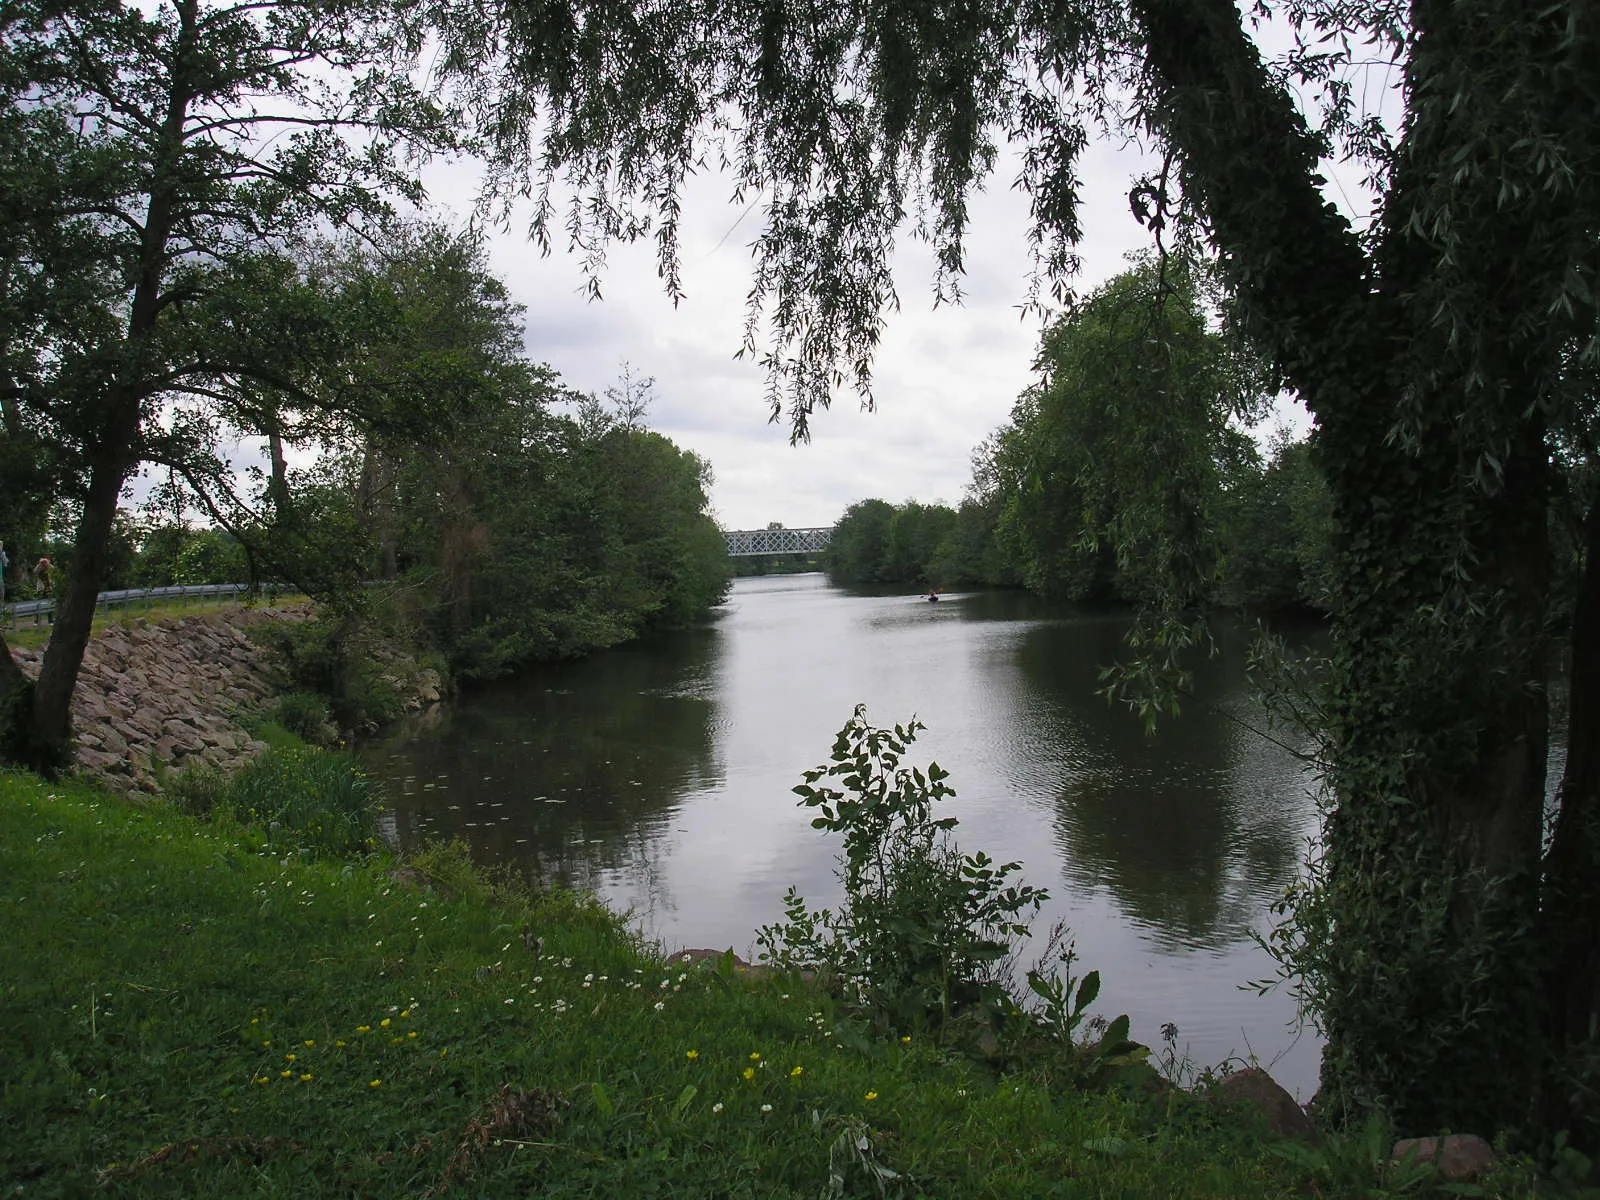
723, 526, 831, 557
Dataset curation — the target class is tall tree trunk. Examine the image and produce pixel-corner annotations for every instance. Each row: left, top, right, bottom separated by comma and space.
356, 439, 400, 580
1543, 489, 1600, 1135
30, 441, 135, 754
1128, 0, 1584, 1137
3, 0, 199, 768
267, 428, 291, 519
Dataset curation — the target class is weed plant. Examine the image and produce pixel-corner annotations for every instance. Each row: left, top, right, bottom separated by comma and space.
269, 691, 338, 747
165, 745, 376, 860
758, 706, 1048, 1038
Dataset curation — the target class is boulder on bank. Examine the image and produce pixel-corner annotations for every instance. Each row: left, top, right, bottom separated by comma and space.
1207, 1067, 1315, 1138
1391, 1133, 1497, 1183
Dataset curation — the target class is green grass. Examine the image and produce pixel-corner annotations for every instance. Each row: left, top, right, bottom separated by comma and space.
0, 771, 1565, 1198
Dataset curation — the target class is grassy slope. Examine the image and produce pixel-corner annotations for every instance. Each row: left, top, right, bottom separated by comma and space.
3, 771, 1309, 1198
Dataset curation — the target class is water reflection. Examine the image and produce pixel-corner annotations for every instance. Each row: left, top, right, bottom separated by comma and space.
362, 575, 1324, 1095
1011, 617, 1311, 950
373, 621, 725, 892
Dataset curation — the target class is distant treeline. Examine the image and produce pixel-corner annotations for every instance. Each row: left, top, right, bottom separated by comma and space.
826, 436, 1332, 613
827, 260, 1336, 614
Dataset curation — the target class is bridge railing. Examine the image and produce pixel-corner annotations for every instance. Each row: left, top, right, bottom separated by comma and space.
3, 582, 268, 628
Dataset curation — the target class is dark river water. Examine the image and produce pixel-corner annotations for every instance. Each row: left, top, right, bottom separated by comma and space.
363, 574, 1324, 1097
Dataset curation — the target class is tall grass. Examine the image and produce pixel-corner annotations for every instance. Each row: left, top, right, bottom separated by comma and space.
167, 745, 375, 859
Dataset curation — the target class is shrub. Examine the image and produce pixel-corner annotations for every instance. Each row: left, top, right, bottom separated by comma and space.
272, 690, 338, 746
222, 746, 377, 859
757, 705, 1048, 1035
164, 762, 229, 817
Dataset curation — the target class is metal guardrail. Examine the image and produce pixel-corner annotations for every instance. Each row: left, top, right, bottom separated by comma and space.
3, 581, 257, 627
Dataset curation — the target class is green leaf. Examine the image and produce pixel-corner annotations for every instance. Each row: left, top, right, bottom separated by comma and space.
671, 1083, 698, 1119
1073, 970, 1100, 1012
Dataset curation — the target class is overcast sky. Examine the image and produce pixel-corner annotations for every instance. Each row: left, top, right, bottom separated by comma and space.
418, 137, 1189, 533
406, 11, 1403, 536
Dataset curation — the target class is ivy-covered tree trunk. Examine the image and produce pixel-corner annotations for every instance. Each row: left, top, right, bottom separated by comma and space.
1542, 494, 1600, 1132
1130, 0, 1593, 1136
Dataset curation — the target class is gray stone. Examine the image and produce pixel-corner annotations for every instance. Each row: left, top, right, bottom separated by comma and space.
1391, 1134, 1496, 1183
1208, 1067, 1314, 1138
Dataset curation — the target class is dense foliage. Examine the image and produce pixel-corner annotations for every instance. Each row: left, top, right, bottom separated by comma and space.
0, 0, 468, 760
432, 0, 1600, 1147
301, 235, 731, 681
827, 262, 1334, 614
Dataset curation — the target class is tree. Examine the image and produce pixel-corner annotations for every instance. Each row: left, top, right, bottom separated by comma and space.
992, 260, 1267, 612
0, 0, 465, 766
825, 499, 898, 585
433, 0, 1600, 1139
1218, 434, 1335, 612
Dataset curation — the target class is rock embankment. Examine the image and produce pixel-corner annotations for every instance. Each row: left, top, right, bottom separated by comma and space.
10, 605, 309, 794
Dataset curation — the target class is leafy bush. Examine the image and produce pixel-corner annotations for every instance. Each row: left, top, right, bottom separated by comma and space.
260, 612, 408, 732
272, 691, 338, 746
758, 705, 1048, 1035
164, 762, 229, 817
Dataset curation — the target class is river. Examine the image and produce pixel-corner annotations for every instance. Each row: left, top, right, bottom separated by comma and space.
363, 573, 1324, 1097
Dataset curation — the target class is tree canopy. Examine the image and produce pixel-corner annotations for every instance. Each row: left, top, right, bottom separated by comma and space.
0, 0, 467, 758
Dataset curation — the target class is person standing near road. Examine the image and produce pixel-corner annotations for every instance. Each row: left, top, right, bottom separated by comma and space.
0, 541, 9, 606
33, 556, 53, 597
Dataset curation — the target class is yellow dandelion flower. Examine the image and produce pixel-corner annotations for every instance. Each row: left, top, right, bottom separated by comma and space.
742, 1067, 757, 1081
280, 1070, 292, 1078
254, 1076, 270, 1085
304, 1040, 315, 1048
686, 1049, 699, 1060
900, 1036, 911, 1044
790, 1066, 804, 1078
300, 1074, 313, 1082
369, 1079, 383, 1088
407, 1031, 417, 1040
356, 1025, 371, 1034
400, 1010, 411, 1019
285, 1053, 297, 1062
865, 1091, 879, 1102
379, 1018, 392, 1028
261, 1041, 272, 1048
749, 1052, 762, 1061
335, 1040, 347, 1048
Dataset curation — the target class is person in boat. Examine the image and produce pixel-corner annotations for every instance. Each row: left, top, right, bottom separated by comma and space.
926, 587, 941, 602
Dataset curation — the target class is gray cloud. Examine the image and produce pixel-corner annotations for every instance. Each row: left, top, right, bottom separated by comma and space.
417, 136, 1189, 533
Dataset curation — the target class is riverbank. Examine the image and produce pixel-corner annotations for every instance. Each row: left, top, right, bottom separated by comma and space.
6, 602, 446, 795
7, 605, 306, 794
0, 769, 1557, 1197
